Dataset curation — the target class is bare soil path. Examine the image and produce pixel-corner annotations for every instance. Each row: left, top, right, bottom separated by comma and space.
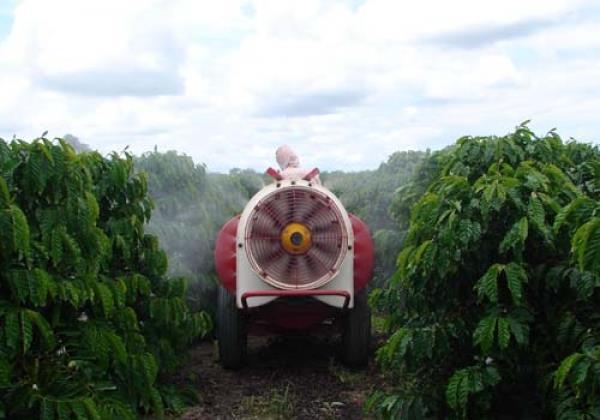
173, 334, 388, 419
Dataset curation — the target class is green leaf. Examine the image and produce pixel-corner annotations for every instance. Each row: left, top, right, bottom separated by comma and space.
457, 374, 469, 410
446, 371, 460, 409
41, 399, 55, 420
7, 270, 29, 304
497, 317, 510, 349
505, 263, 527, 305
57, 401, 71, 420
553, 196, 595, 234
527, 193, 547, 234
141, 353, 158, 386
483, 366, 501, 386
10, 204, 30, 260
473, 315, 497, 353
475, 264, 503, 303
414, 240, 432, 268
94, 283, 114, 317
61, 231, 82, 270
571, 217, 600, 272
499, 217, 528, 254
70, 401, 88, 420
19, 309, 33, 354
507, 316, 528, 346
0, 359, 10, 388
554, 353, 583, 389
572, 358, 591, 386
4, 311, 19, 351
457, 219, 481, 245
29, 269, 50, 307
82, 398, 101, 420
37, 142, 54, 163
106, 331, 127, 364
108, 278, 126, 309
26, 309, 56, 349
149, 387, 164, 418
84, 191, 99, 222
50, 228, 64, 267
0, 176, 10, 208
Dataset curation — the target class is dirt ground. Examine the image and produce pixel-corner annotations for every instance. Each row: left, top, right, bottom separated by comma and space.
172, 333, 388, 419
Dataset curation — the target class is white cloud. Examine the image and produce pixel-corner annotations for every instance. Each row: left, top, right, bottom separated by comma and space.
0, 0, 598, 172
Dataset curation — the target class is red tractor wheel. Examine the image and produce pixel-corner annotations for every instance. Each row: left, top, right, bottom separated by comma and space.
217, 286, 246, 369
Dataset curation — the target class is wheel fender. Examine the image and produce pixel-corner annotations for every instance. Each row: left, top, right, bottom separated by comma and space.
214, 215, 240, 294
349, 213, 374, 292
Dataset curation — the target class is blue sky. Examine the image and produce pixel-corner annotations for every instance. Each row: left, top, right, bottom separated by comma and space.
0, 0, 15, 39
0, 15, 11, 40
0, 0, 599, 172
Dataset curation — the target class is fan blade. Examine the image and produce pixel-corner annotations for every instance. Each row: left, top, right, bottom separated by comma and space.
261, 202, 286, 227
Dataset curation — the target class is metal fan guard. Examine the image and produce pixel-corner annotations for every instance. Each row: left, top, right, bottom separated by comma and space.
244, 186, 348, 290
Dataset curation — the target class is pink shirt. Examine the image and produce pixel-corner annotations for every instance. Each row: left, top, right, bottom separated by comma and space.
276, 145, 321, 184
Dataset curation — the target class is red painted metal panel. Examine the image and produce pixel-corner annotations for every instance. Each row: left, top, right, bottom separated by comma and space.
214, 215, 240, 293
349, 213, 374, 292
266, 167, 283, 180
302, 167, 320, 181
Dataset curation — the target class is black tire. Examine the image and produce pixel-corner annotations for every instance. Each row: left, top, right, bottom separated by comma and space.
341, 288, 371, 367
216, 286, 246, 369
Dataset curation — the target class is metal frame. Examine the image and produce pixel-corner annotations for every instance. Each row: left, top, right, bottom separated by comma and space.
241, 289, 351, 310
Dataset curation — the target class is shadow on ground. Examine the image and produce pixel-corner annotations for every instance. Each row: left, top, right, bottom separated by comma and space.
175, 334, 387, 419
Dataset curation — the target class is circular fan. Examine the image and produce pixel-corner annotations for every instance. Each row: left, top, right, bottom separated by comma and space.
244, 186, 348, 289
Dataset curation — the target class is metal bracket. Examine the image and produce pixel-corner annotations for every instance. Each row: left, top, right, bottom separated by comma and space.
240, 289, 350, 310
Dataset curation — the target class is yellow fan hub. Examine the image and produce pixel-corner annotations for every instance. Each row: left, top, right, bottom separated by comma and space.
281, 222, 312, 254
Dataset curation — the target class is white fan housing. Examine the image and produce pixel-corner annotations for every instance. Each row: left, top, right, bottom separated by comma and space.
236, 179, 355, 309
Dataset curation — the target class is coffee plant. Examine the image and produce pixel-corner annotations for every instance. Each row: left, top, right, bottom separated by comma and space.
369, 123, 600, 418
0, 137, 211, 419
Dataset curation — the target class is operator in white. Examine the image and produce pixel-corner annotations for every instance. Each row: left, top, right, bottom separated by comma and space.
275, 145, 322, 185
